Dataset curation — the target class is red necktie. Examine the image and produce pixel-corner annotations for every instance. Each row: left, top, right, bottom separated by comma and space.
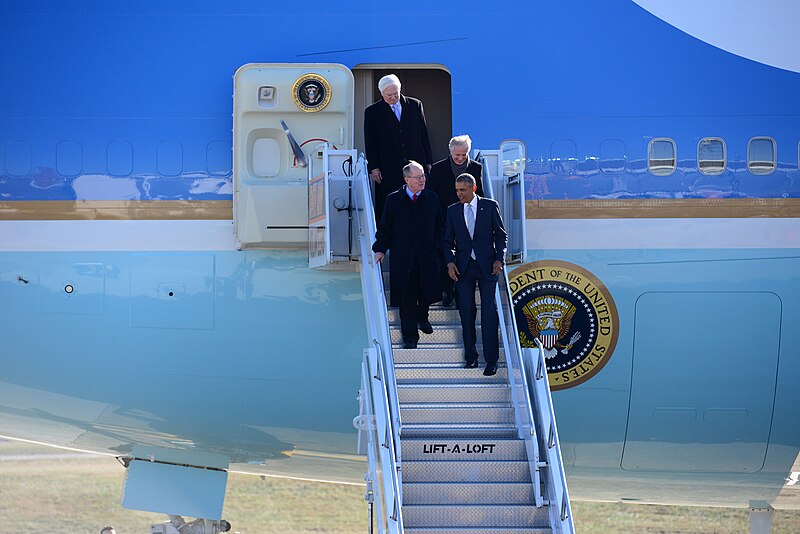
412, 193, 417, 203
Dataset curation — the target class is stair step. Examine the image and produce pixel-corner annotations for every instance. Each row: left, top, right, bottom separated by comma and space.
401, 438, 527, 461
400, 403, 516, 424
395, 363, 509, 383
397, 383, 512, 403
393, 347, 506, 364
404, 529, 552, 534
385, 291, 484, 305
402, 504, 549, 528
402, 423, 518, 439
388, 308, 463, 325
393, 342, 466, 350
402, 482, 535, 505
403, 460, 532, 483
392, 326, 490, 345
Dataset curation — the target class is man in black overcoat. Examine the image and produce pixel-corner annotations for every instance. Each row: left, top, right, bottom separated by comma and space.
373, 161, 443, 349
443, 173, 507, 375
426, 134, 484, 306
364, 73, 433, 221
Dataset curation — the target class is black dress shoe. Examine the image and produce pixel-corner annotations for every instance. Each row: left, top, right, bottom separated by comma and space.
403, 340, 418, 349
418, 320, 433, 335
483, 362, 498, 376
442, 293, 454, 307
464, 359, 479, 369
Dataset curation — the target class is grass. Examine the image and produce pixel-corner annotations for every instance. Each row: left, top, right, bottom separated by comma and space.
2, 440, 799, 533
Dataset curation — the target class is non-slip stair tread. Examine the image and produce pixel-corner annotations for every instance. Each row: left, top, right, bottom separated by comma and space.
399, 401, 513, 409
398, 382, 511, 389
401, 481, 536, 503
394, 367, 509, 373
402, 503, 550, 529
403, 423, 517, 432
404, 529, 551, 534
401, 426, 519, 439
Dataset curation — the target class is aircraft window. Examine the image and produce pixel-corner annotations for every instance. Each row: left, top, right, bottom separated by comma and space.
5, 140, 32, 176
550, 139, 577, 175
748, 137, 776, 175
697, 138, 726, 175
207, 141, 232, 176
56, 141, 83, 176
157, 141, 183, 176
107, 141, 133, 177
648, 138, 676, 176
600, 139, 626, 174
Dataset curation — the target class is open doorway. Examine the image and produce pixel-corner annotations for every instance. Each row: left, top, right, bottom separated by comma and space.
353, 65, 452, 165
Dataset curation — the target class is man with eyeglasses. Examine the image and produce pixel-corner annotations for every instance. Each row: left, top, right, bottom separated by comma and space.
373, 161, 443, 348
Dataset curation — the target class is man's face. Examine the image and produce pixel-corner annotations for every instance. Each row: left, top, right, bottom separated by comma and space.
404, 168, 426, 193
450, 144, 468, 166
381, 84, 400, 105
455, 181, 476, 204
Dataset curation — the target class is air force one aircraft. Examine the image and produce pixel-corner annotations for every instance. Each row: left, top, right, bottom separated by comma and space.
1, 0, 799, 532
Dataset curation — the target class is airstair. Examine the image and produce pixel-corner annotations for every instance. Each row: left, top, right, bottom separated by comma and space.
313, 145, 573, 533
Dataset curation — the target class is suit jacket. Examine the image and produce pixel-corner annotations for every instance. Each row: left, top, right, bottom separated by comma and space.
426, 157, 484, 211
364, 94, 433, 190
443, 197, 508, 281
373, 186, 443, 307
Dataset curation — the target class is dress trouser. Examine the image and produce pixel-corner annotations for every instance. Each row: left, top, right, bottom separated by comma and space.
398, 258, 430, 343
439, 249, 455, 300
455, 258, 499, 363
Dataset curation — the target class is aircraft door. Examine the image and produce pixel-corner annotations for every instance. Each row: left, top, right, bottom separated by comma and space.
473, 142, 527, 265
233, 64, 354, 248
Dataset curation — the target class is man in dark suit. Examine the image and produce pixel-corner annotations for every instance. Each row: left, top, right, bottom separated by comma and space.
364, 74, 433, 221
443, 173, 508, 375
373, 161, 443, 349
427, 134, 484, 307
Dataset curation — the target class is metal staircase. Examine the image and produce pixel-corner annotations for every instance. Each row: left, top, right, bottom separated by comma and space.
391, 294, 553, 533
347, 147, 574, 534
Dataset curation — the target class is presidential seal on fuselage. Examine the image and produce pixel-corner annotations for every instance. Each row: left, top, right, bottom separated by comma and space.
292, 74, 331, 112
508, 260, 619, 390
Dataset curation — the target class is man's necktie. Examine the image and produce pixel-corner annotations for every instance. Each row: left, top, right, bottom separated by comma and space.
465, 203, 475, 237
412, 193, 418, 203
392, 103, 401, 121
466, 203, 476, 259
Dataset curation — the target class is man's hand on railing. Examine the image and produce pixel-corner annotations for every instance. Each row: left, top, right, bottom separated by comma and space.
375, 251, 385, 264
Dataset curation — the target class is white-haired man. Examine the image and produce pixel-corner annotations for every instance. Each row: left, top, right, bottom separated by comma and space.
364, 73, 432, 220
427, 134, 484, 306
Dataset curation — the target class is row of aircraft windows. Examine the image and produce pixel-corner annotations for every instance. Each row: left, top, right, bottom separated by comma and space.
2, 140, 233, 177
648, 137, 784, 176
1, 138, 796, 178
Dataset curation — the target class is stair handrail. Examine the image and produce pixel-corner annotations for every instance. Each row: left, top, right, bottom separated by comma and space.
353, 154, 404, 533
526, 341, 575, 533
478, 156, 546, 508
